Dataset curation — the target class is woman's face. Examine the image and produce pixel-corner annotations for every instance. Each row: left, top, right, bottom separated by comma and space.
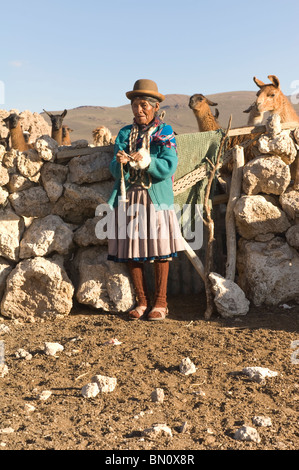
132, 98, 159, 125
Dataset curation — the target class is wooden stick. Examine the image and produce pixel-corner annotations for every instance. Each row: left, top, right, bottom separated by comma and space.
203, 115, 232, 320
182, 238, 205, 282
225, 145, 244, 281
227, 121, 299, 137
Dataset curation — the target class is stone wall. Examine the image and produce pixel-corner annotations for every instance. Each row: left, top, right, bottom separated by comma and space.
235, 115, 299, 307
0, 113, 297, 322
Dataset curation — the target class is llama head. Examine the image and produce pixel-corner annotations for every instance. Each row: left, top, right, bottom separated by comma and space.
62, 125, 73, 138
253, 75, 282, 114
188, 94, 218, 112
43, 109, 67, 131
3, 113, 22, 129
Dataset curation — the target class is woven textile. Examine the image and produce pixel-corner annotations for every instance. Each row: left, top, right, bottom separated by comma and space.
173, 129, 225, 209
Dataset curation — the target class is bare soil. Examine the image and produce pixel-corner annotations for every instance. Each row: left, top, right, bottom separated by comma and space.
0, 294, 298, 452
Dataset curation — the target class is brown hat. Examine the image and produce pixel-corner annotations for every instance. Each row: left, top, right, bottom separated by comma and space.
126, 79, 165, 102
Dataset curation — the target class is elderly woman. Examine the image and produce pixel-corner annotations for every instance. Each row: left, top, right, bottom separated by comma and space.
108, 79, 185, 321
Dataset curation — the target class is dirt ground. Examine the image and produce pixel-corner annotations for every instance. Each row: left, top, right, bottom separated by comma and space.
0, 293, 298, 452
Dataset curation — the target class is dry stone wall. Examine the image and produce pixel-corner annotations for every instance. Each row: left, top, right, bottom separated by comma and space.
235, 115, 299, 307
0, 112, 298, 322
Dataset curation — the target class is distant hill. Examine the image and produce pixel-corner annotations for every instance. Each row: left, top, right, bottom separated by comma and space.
41, 91, 299, 143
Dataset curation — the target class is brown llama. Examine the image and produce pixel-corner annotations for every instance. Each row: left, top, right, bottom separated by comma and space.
189, 93, 263, 167
62, 125, 73, 145
253, 75, 299, 124
3, 113, 33, 151
188, 94, 220, 131
43, 109, 68, 145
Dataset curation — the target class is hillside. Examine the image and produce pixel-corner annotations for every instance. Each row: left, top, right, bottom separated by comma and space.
41, 91, 299, 143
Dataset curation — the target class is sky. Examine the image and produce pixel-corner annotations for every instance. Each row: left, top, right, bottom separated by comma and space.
1, 0, 299, 112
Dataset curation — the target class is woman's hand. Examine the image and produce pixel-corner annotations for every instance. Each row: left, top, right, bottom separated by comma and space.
116, 150, 130, 164
130, 151, 143, 162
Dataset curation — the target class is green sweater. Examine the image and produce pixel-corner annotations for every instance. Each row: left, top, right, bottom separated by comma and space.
108, 123, 178, 210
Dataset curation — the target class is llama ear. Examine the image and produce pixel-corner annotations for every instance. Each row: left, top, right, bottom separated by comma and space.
253, 77, 265, 88
43, 109, 53, 117
268, 75, 280, 88
206, 98, 218, 106
61, 109, 67, 118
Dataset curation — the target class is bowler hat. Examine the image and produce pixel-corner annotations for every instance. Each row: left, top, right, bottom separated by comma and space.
126, 79, 165, 102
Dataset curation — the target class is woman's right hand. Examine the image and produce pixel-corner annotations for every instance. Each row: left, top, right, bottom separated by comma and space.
116, 150, 130, 164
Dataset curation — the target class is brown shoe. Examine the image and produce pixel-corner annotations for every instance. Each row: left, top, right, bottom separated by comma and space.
147, 307, 169, 321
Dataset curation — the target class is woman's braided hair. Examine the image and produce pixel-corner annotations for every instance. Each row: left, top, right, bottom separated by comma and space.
128, 96, 159, 153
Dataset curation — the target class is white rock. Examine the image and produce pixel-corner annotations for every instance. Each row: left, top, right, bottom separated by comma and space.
242, 366, 278, 383
0, 364, 8, 377
252, 416, 272, 427
0, 324, 10, 335
37, 390, 52, 401
0, 427, 14, 434
91, 374, 117, 393
142, 423, 172, 439
15, 348, 32, 360
209, 272, 250, 317
35, 135, 58, 161
179, 357, 196, 375
151, 388, 165, 403
24, 403, 36, 413
81, 382, 100, 398
44, 342, 64, 356
234, 425, 261, 443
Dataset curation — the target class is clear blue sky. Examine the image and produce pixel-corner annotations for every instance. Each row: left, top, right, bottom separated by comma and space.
1, 0, 299, 112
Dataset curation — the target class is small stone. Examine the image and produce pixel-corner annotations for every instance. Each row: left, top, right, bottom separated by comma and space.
37, 390, 52, 401
179, 422, 189, 433
143, 423, 173, 439
252, 416, 272, 427
15, 348, 32, 360
234, 425, 261, 443
81, 382, 99, 398
0, 427, 14, 434
44, 342, 64, 356
151, 388, 165, 403
91, 374, 117, 393
242, 366, 278, 384
0, 324, 10, 335
24, 403, 36, 413
179, 357, 196, 375
0, 364, 8, 377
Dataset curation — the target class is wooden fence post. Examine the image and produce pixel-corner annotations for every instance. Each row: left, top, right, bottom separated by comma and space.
225, 145, 244, 281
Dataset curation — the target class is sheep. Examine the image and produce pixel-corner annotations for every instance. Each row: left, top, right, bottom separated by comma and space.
43, 109, 68, 145
2, 113, 33, 151
253, 75, 299, 124
243, 102, 264, 125
92, 125, 112, 146
188, 94, 221, 131
62, 125, 73, 146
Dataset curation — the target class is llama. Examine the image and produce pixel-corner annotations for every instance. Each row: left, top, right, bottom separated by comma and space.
92, 125, 112, 146
43, 109, 68, 145
243, 102, 264, 125
0, 133, 10, 150
253, 75, 299, 124
188, 94, 220, 131
62, 125, 73, 145
2, 113, 32, 151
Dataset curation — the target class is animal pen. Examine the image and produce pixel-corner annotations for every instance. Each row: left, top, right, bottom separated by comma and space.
0, 114, 298, 322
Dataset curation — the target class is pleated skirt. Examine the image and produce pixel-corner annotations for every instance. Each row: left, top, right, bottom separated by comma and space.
108, 185, 185, 262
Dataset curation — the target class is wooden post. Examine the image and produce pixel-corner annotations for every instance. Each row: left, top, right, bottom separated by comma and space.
182, 238, 205, 282
203, 116, 232, 320
225, 145, 244, 281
